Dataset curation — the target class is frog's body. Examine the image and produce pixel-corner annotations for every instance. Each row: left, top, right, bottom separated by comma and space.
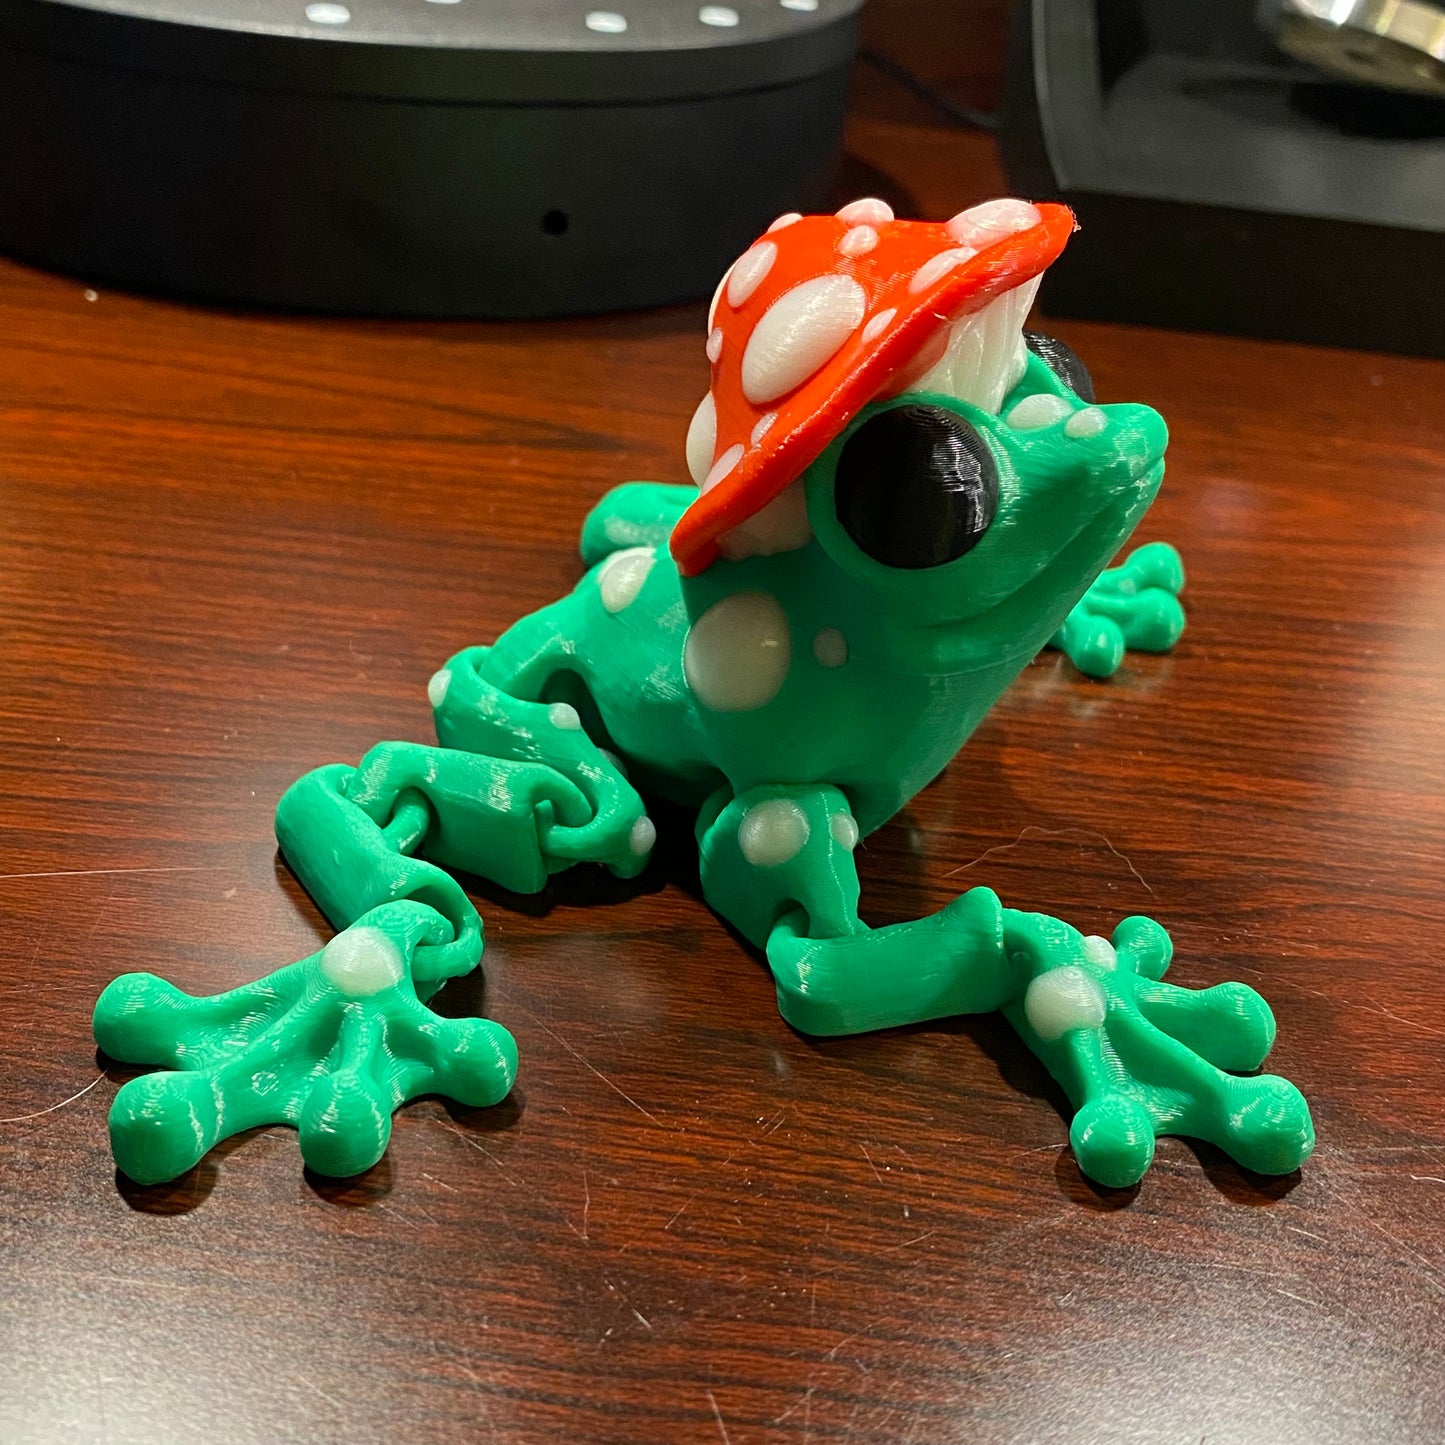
95, 201, 1315, 1192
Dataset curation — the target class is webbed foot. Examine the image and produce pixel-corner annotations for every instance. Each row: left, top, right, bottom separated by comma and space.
94, 901, 516, 1184
1050, 540, 1185, 678
1004, 911, 1314, 1187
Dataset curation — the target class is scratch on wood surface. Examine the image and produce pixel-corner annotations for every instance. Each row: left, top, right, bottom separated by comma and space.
421, 1172, 459, 1193
859, 1143, 884, 1184
443, 1123, 520, 1186
774, 1386, 815, 1425
296, 1374, 344, 1412
513, 1004, 664, 1126
0, 865, 218, 883
1274, 1288, 1322, 1308
1410, 1175, 1445, 1185
944, 825, 1153, 893
0, 1074, 103, 1125
706, 1389, 731, 1445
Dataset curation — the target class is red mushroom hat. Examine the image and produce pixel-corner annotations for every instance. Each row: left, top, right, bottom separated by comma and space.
671, 197, 1076, 577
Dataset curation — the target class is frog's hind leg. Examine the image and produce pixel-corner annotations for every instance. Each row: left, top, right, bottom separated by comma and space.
698, 782, 1313, 1189
1048, 540, 1186, 678
578, 481, 696, 565
95, 645, 653, 1185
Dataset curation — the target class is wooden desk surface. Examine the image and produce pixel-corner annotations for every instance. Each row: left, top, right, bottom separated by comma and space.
2, 77, 1444, 1445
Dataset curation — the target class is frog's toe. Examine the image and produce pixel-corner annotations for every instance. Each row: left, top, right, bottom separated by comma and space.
1136, 978, 1277, 1072
1120, 588, 1186, 652
425, 1015, 519, 1108
1069, 1093, 1157, 1188
109, 1070, 222, 1185
1112, 915, 1173, 980
1126, 540, 1185, 594
1058, 613, 1126, 678
1213, 1074, 1315, 1175
298, 1070, 395, 1178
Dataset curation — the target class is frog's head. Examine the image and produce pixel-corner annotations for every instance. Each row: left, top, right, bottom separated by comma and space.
670, 199, 1167, 674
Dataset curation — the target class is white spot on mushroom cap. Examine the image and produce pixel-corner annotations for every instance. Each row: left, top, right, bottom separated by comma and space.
685, 392, 717, 487
683, 591, 791, 712
427, 668, 452, 709
781, 0, 817, 9
835, 197, 894, 225
598, 546, 656, 613
726, 241, 777, 310
739, 798, 810, 866
702, 442, 744, 494
305, 2, 349, 21
699, 4, 738, 24
830, 811, 859, 850
629, 815, 656, 856
908, 247, 976, 295
706, 327, 724, 363
946, 198, 1042, 250
321, 926, 403, 997
549, 702, 582, 730
838, 225, 879, 258
812, 626, 848, 667
1024, 965, 1107, 1042
585, 10, 627, 31
1006, 392, 1072, 430
768, 212, 802, 233
741, 275, 867, 405
1066, 406, 1108, 438
750, 411, 778, 446
861, 307, 896, 344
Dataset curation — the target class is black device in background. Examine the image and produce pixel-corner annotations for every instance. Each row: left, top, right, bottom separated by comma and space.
1001, 0, 1445, 357
0, 0, 861, 316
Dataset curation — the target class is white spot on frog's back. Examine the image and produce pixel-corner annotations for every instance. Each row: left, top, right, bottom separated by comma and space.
548, 702, 582, 730
739, 798, 810, 866
598, 545, 656, 613
683, 591, 791, 712
1066, 406, 1108, 438
321, 926, 404, 997
741, 275, 867, 404
1082, 935, 1117, 970
1006, 393, 1072, 430
629, 815, 656, 856
1024, 966, 1106, 1042
830, 812, 859, 850
812, 627, 847, 668
427, 668, 452, 709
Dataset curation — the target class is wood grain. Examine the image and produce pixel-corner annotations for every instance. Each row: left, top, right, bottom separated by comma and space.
1, 39, 1444, 1445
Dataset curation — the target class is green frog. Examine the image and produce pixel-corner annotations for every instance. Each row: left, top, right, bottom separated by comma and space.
94, 198, 1314, 1191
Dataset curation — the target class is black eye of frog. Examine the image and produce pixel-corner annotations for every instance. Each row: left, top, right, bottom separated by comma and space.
1024, 331, 1096, 403
834, 404, 1000, 570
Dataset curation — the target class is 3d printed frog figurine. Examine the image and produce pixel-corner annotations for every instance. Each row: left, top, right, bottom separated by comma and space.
95, 199, 1315, 1190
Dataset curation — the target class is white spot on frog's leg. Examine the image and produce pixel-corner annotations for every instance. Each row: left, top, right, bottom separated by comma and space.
427, 668, 452, 709
830, 812, 859, 850
598, 545, 656, 613
837, 225, 879, 258
742, 275, 867, 404
629, 815, 656, 856
908, 247, 977, 295
685, 392, 717, 487
860, 307, 896, 344
1066, 406, 1108, 438
726, 241, 777, 309
702, 443, 744, 494
321, 926, 404, 997
683, 591, 791, 712
812, 626, 848, 667
1024, 966, 1107, 1042
946, 198, 1041, 249
548, 702, 582, 730
599, 747, 628, 776
1082, 935, 1117, 970
706, 327, 724, 363
1006, 393, 1072, 430
835, 197, 893, 225
738, 799, 810, 867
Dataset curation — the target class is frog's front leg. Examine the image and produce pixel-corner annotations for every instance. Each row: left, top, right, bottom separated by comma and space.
698, 784, 1314, 1188
1049, 540, 1186, 678
94, 618, 654, 1184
